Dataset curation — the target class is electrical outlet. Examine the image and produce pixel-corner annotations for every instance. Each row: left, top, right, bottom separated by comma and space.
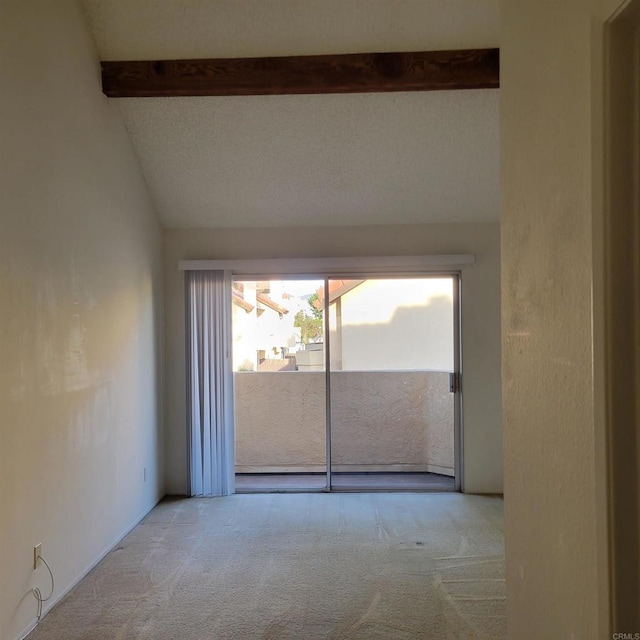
33, 544, 41, 570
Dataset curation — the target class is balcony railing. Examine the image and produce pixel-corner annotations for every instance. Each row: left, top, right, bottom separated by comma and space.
234, 370, 454, 476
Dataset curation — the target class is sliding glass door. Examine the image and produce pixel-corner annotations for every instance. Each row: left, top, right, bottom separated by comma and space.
232, 278, 327, 492
327, 277, 457, 491
232, 274, 460, 492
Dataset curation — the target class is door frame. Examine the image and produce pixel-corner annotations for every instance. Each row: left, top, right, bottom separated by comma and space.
601, 0, 640, 629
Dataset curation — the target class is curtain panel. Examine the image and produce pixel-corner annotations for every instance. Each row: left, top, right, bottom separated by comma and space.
185, 270, 234, 496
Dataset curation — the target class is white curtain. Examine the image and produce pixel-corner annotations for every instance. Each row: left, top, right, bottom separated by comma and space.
185, 270, 235, 496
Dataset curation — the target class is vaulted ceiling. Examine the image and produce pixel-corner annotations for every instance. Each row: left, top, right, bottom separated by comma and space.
82, 0, 500, 228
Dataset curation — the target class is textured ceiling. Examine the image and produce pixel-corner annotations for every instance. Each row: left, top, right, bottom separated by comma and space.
82, 0, 500, 228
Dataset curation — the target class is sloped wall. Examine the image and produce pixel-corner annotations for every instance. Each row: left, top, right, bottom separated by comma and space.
0, 3, 163, 639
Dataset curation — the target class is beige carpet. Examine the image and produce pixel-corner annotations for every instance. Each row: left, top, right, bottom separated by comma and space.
27, 493, 505, 639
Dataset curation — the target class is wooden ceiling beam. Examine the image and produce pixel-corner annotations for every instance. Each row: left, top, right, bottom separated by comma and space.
101, 48, 499, 98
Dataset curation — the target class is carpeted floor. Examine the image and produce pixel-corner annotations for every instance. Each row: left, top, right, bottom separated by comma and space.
27, 493, 505, 639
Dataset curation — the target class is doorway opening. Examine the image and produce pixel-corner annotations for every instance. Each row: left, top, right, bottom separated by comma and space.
232, 274, 460, 492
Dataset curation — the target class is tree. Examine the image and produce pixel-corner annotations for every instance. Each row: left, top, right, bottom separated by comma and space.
307, 293, 323, 319
294, 309, 323, 344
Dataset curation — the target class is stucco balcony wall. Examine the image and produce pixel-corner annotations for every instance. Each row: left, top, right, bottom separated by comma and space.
234, 370, 454, 476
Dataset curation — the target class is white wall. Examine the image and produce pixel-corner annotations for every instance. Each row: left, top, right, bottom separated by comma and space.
0, 3, 163, 639
500, 0, 626, 637
163, 223, 501, 494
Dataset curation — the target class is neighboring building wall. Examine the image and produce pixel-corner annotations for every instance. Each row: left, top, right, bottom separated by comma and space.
295, 343, 325, 371
232, 281, 297, 371
232, 282, 258, 371
163, 222, 502, 494
334, 278, 454, 371
0, 3, 163, 639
